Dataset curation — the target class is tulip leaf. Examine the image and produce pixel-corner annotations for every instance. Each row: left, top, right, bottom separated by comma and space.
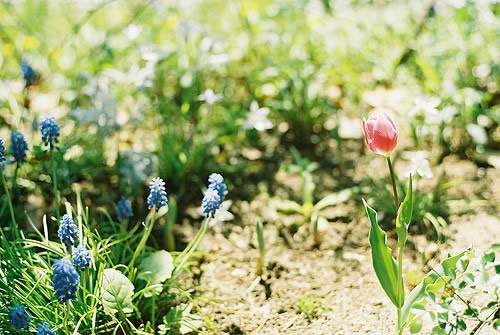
396, 175, 413, 249
363, 199, 402, 307
401, 250, 470, 327
101, 268, 135, 315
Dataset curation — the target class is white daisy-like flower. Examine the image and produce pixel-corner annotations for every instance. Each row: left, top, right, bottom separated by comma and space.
198, 89, 223, 106
409, 96, 441, 122
243, 100, 273, 131
449, 301, 463, 314
404, 151, 434, 179
123, 24, 142, 40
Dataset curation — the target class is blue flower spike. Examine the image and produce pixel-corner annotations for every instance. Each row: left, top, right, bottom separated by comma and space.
36, 322, 56, 335
11, 131, 29, 164
0, 138, 6, 164
58, 214, 79, 248
52, 258, 80, 302
117, 196, 133, 220
73, 245, 92, 271
39, 115, 60, 150
22, 60, 38, 87
10, 304, 31, 330
208, 173, 226, 203
147, 177, 168, 212
202, 188, 222, 218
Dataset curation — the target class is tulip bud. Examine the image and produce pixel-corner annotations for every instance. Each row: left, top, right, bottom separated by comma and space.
363, 112, 398, 156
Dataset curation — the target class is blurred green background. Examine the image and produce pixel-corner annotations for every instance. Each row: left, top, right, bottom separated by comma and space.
0, 0, 498, 232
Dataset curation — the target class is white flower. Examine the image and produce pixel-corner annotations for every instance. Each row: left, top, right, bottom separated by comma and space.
243, 101, 273, 131
123, 24, 142, 40
449, 301, 463, 314
440, 106, 458, 123
198, 89, 223, 106
409, 96, 441, 121
404, 151, 434, 179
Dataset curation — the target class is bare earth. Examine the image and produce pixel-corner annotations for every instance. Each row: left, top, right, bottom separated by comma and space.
186, 157, 499, 335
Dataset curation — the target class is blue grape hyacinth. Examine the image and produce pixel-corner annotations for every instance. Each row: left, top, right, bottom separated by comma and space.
72, 245, 91, 271
117, 196, 133, 220
202, 188, 222, 218
0, 138, 6, 164
10, 304, 31, 330
39, 116, 60, 150
10, 131, 28, 164
52, 258, 80, 302
36, 322, 56, 335
147, 177, 168, 212
58, 214, 79, 247
21, 60, 37, 87
208, 173, 226, 202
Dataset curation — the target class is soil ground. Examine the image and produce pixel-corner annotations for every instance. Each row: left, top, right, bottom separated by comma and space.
183, 155, 499, 335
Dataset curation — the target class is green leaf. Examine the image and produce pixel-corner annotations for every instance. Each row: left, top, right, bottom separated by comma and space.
409, 317, 422, 333
274, 199, 302, 214
101, 268, 135, 314
313, 188, 353, 213
456, 318, 466, 331
138, 250, 174, 297
401, 250, 470, 326
302, 171, 315, 204
431, 326, 446, 335
396, 175, 413, 249
363, 199, 402, 307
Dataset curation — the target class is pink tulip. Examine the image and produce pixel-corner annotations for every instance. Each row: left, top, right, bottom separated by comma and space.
363, 112, 398, 156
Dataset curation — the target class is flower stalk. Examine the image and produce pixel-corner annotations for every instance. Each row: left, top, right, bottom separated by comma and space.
387, 156, 404, 333
51, 151, 60, 221
172, 217, 210, 279
128, 208, 156, 279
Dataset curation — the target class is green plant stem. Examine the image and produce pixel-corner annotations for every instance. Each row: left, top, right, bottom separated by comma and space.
165, 220, 175, 251
151, 294, 156, 330
128, 209, 156, 279
63, 302, 71, 335
172, 217, 210, 279
387, 156, 404, 333
51, 151, 60, 222
11, 164, 18, 193
386, 157, 399, 212
397, 247, 403, 333
256, 220, 265, 276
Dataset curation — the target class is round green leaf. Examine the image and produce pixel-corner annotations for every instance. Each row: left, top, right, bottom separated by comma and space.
409, 317, 423, 333
101, 268, 135, 314
138, 250, 174, 297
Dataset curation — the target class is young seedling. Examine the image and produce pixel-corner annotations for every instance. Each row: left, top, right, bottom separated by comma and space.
274, 146, 353, 245
362, 112, 471, 334
256, 220, 266, 276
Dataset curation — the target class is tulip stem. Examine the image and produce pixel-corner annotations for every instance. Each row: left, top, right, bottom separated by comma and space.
386, 157, 399, 212
387, 155, 403, 332
397, 246, 403, 331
